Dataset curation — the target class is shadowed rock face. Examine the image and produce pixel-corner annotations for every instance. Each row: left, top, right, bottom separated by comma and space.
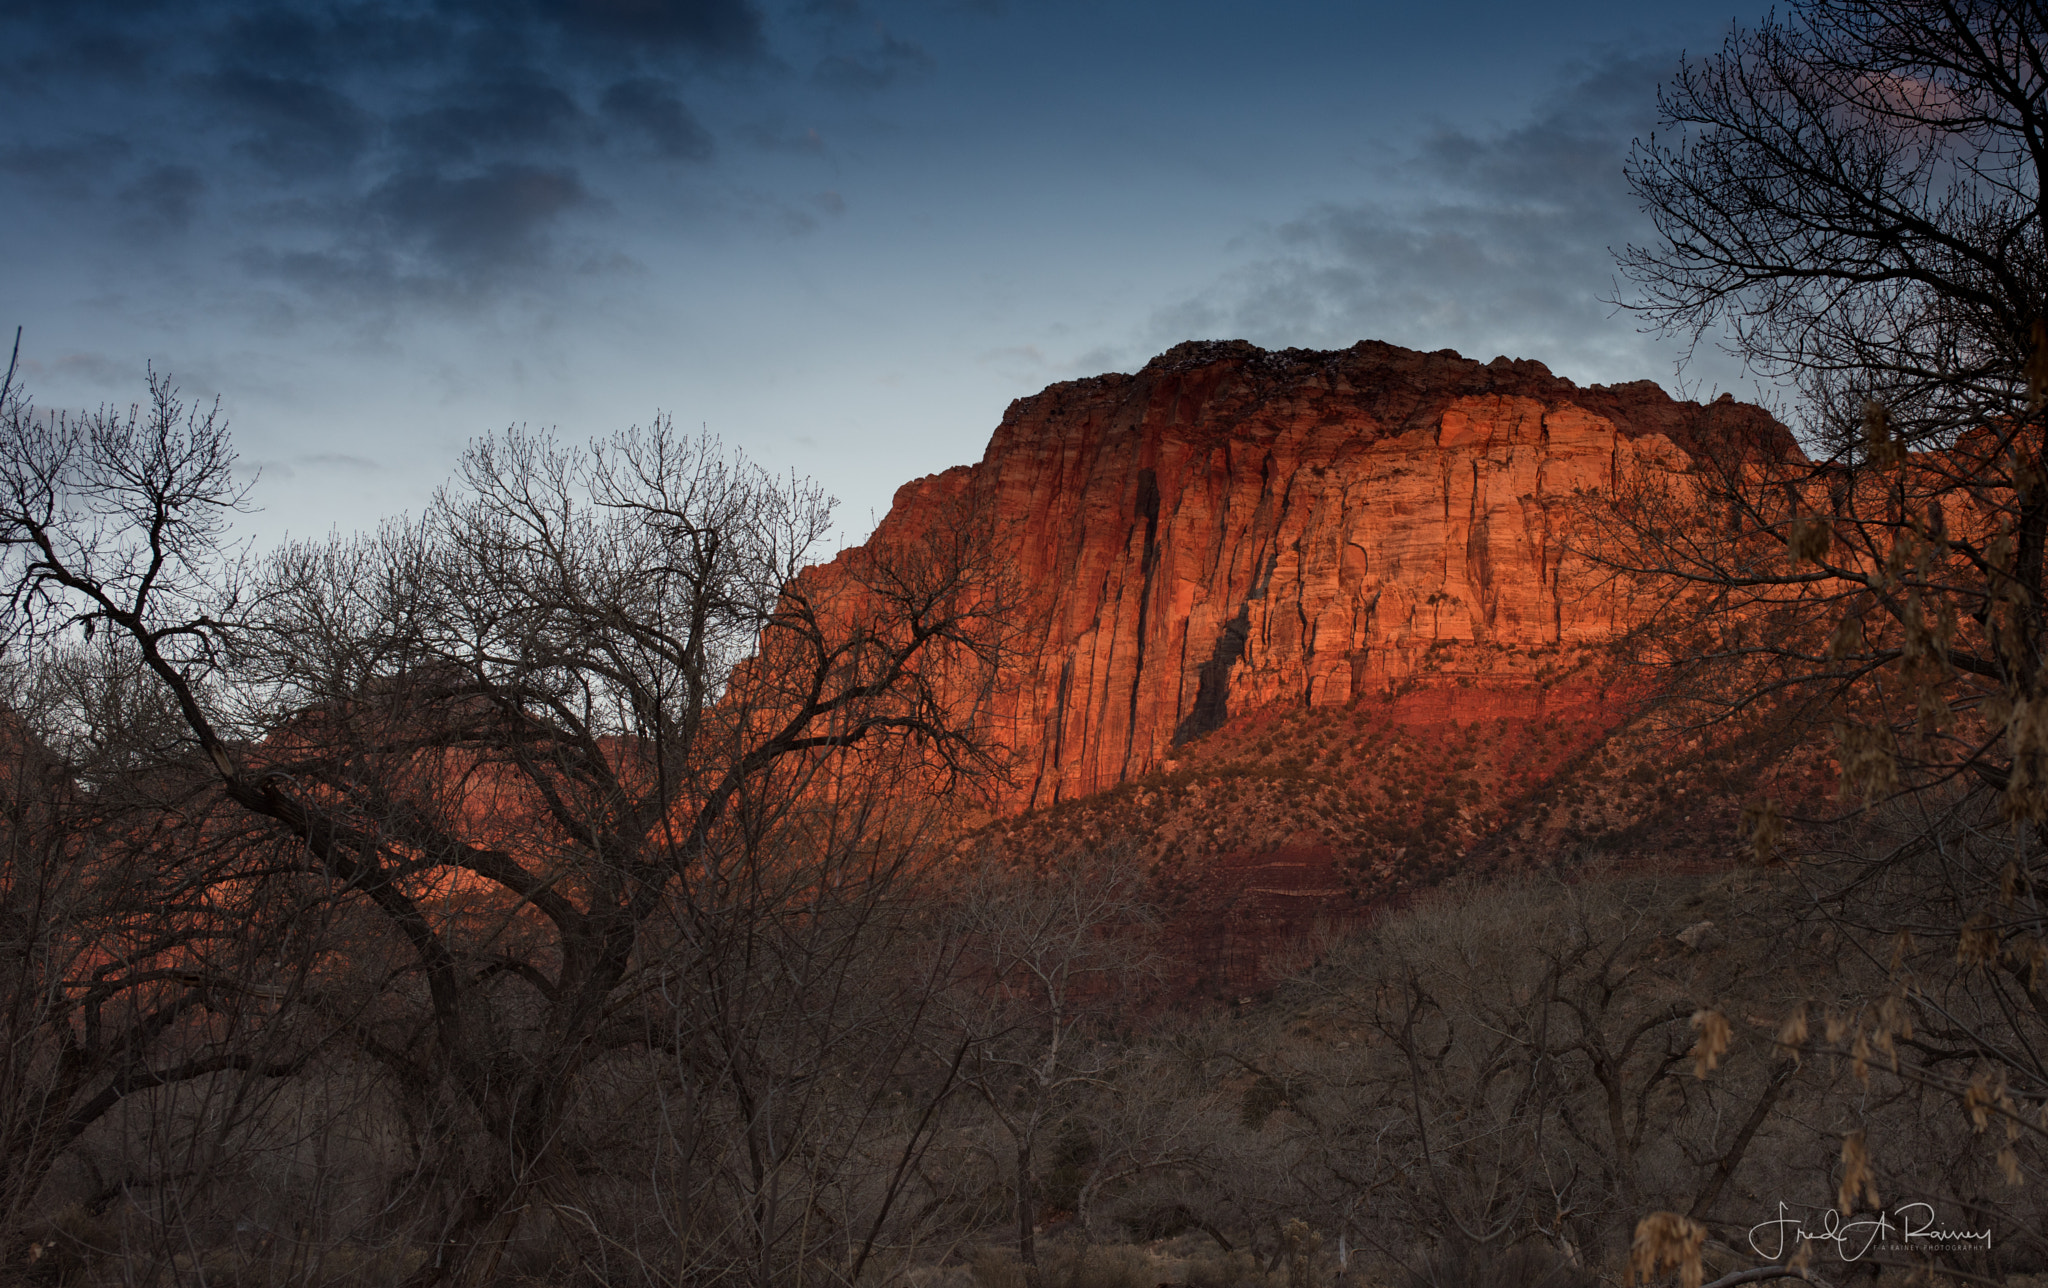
830, 339, 1791, 814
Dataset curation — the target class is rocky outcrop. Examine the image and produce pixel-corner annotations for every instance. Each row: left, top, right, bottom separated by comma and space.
829, 339, 1791, 812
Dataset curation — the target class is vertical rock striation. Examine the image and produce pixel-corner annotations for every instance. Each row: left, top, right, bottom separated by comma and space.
826, 339, 1790, 812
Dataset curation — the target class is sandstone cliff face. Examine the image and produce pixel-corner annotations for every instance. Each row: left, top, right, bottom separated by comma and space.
840, 339, 1789, 812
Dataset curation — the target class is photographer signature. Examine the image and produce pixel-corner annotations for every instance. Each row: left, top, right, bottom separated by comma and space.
1748, 1203, 1991, 1260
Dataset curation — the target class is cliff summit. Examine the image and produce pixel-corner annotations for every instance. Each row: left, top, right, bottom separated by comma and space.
847, 338, 1790, 812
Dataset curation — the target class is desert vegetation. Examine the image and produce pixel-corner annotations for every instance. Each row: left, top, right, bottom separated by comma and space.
0, 360, 2042, 1288
10, 0, 2048, 1284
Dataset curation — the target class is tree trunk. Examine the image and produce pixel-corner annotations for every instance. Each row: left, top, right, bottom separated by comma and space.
1015, 1135, 1037, 1267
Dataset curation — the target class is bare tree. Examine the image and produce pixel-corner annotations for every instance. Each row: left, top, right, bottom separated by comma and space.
1612, 0, 2048, 794
0, 552, 346, 1268
541, 787, 982, 1288
1622, 0, 2048, 452
946, 848, 1158, 1268
0, 361, 1011, 1284
1606, 0, 2048, 1213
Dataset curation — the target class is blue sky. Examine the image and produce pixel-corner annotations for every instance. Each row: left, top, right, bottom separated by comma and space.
2, 0, 1769, 549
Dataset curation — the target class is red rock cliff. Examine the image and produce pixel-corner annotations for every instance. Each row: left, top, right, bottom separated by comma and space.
829, 339, 1790, 812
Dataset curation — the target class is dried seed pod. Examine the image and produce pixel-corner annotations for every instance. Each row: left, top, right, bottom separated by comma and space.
2017, 937, 2047, 991
1958, 911, 2001, 968
1864, 400, 1905, 467
2028, 317, 2048, 413
1889, 929, 1914, 976
1775, 1003, 1809, 1065
1690, 1008, 1732, 1079
1964, 1071, 2003, 1132
1787, 515, 1831, 562
1741, 799, 1783, 864
1630, 1212, 1707, 1288
1990, 520, 2016, 573
1834, 723, 1899, 802
1827, 615, 1865, 662
1877, 994, 1902, 1030
1839, 1130, 1880, 1213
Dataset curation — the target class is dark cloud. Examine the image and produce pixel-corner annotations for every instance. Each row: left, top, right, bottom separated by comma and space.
214, 9, 342, 77
121, 164, 206, 233
20, 351, 131, 387
735, 120, 828, 154
9, 23, 154, 81
0, 135, 132, 192
1157, 49, 1708, 383
601, 79, 714, 159
394, 79, 587, 166
201, 69, 373, 176
238, 162, 595, 306
11, 0, 766, 74
813, 34, 933, 93
1403, 47, 1674, 230
240, 432, 401, 489
300, 452, 381, 471
368, 164, 593, 273
529, 0, 765, 57
0, 0, 832, 303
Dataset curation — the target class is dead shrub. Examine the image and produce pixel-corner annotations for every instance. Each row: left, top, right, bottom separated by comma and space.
1033, 1242, 1165, 1288
1402, 1241, 1602, 1288
969, 1246, 1029, 1288
20, 1204, 116, 1285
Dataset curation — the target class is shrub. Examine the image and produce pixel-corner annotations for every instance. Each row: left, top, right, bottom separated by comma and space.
1402, 1242, 1600, 1288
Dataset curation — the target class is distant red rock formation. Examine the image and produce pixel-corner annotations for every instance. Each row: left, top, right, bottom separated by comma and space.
812, 340, 1793, 815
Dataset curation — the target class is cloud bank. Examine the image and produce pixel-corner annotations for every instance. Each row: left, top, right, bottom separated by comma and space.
0, 0, 926, 308
1150, 48, 1754, 395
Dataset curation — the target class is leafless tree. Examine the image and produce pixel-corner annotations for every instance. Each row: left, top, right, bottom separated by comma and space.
0, 359, 1012, 1284
946, 848, 1159, 1268
1622, 0, 2048, 453
0, 395, 350, 1274
1605, 0, 2048, 1221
